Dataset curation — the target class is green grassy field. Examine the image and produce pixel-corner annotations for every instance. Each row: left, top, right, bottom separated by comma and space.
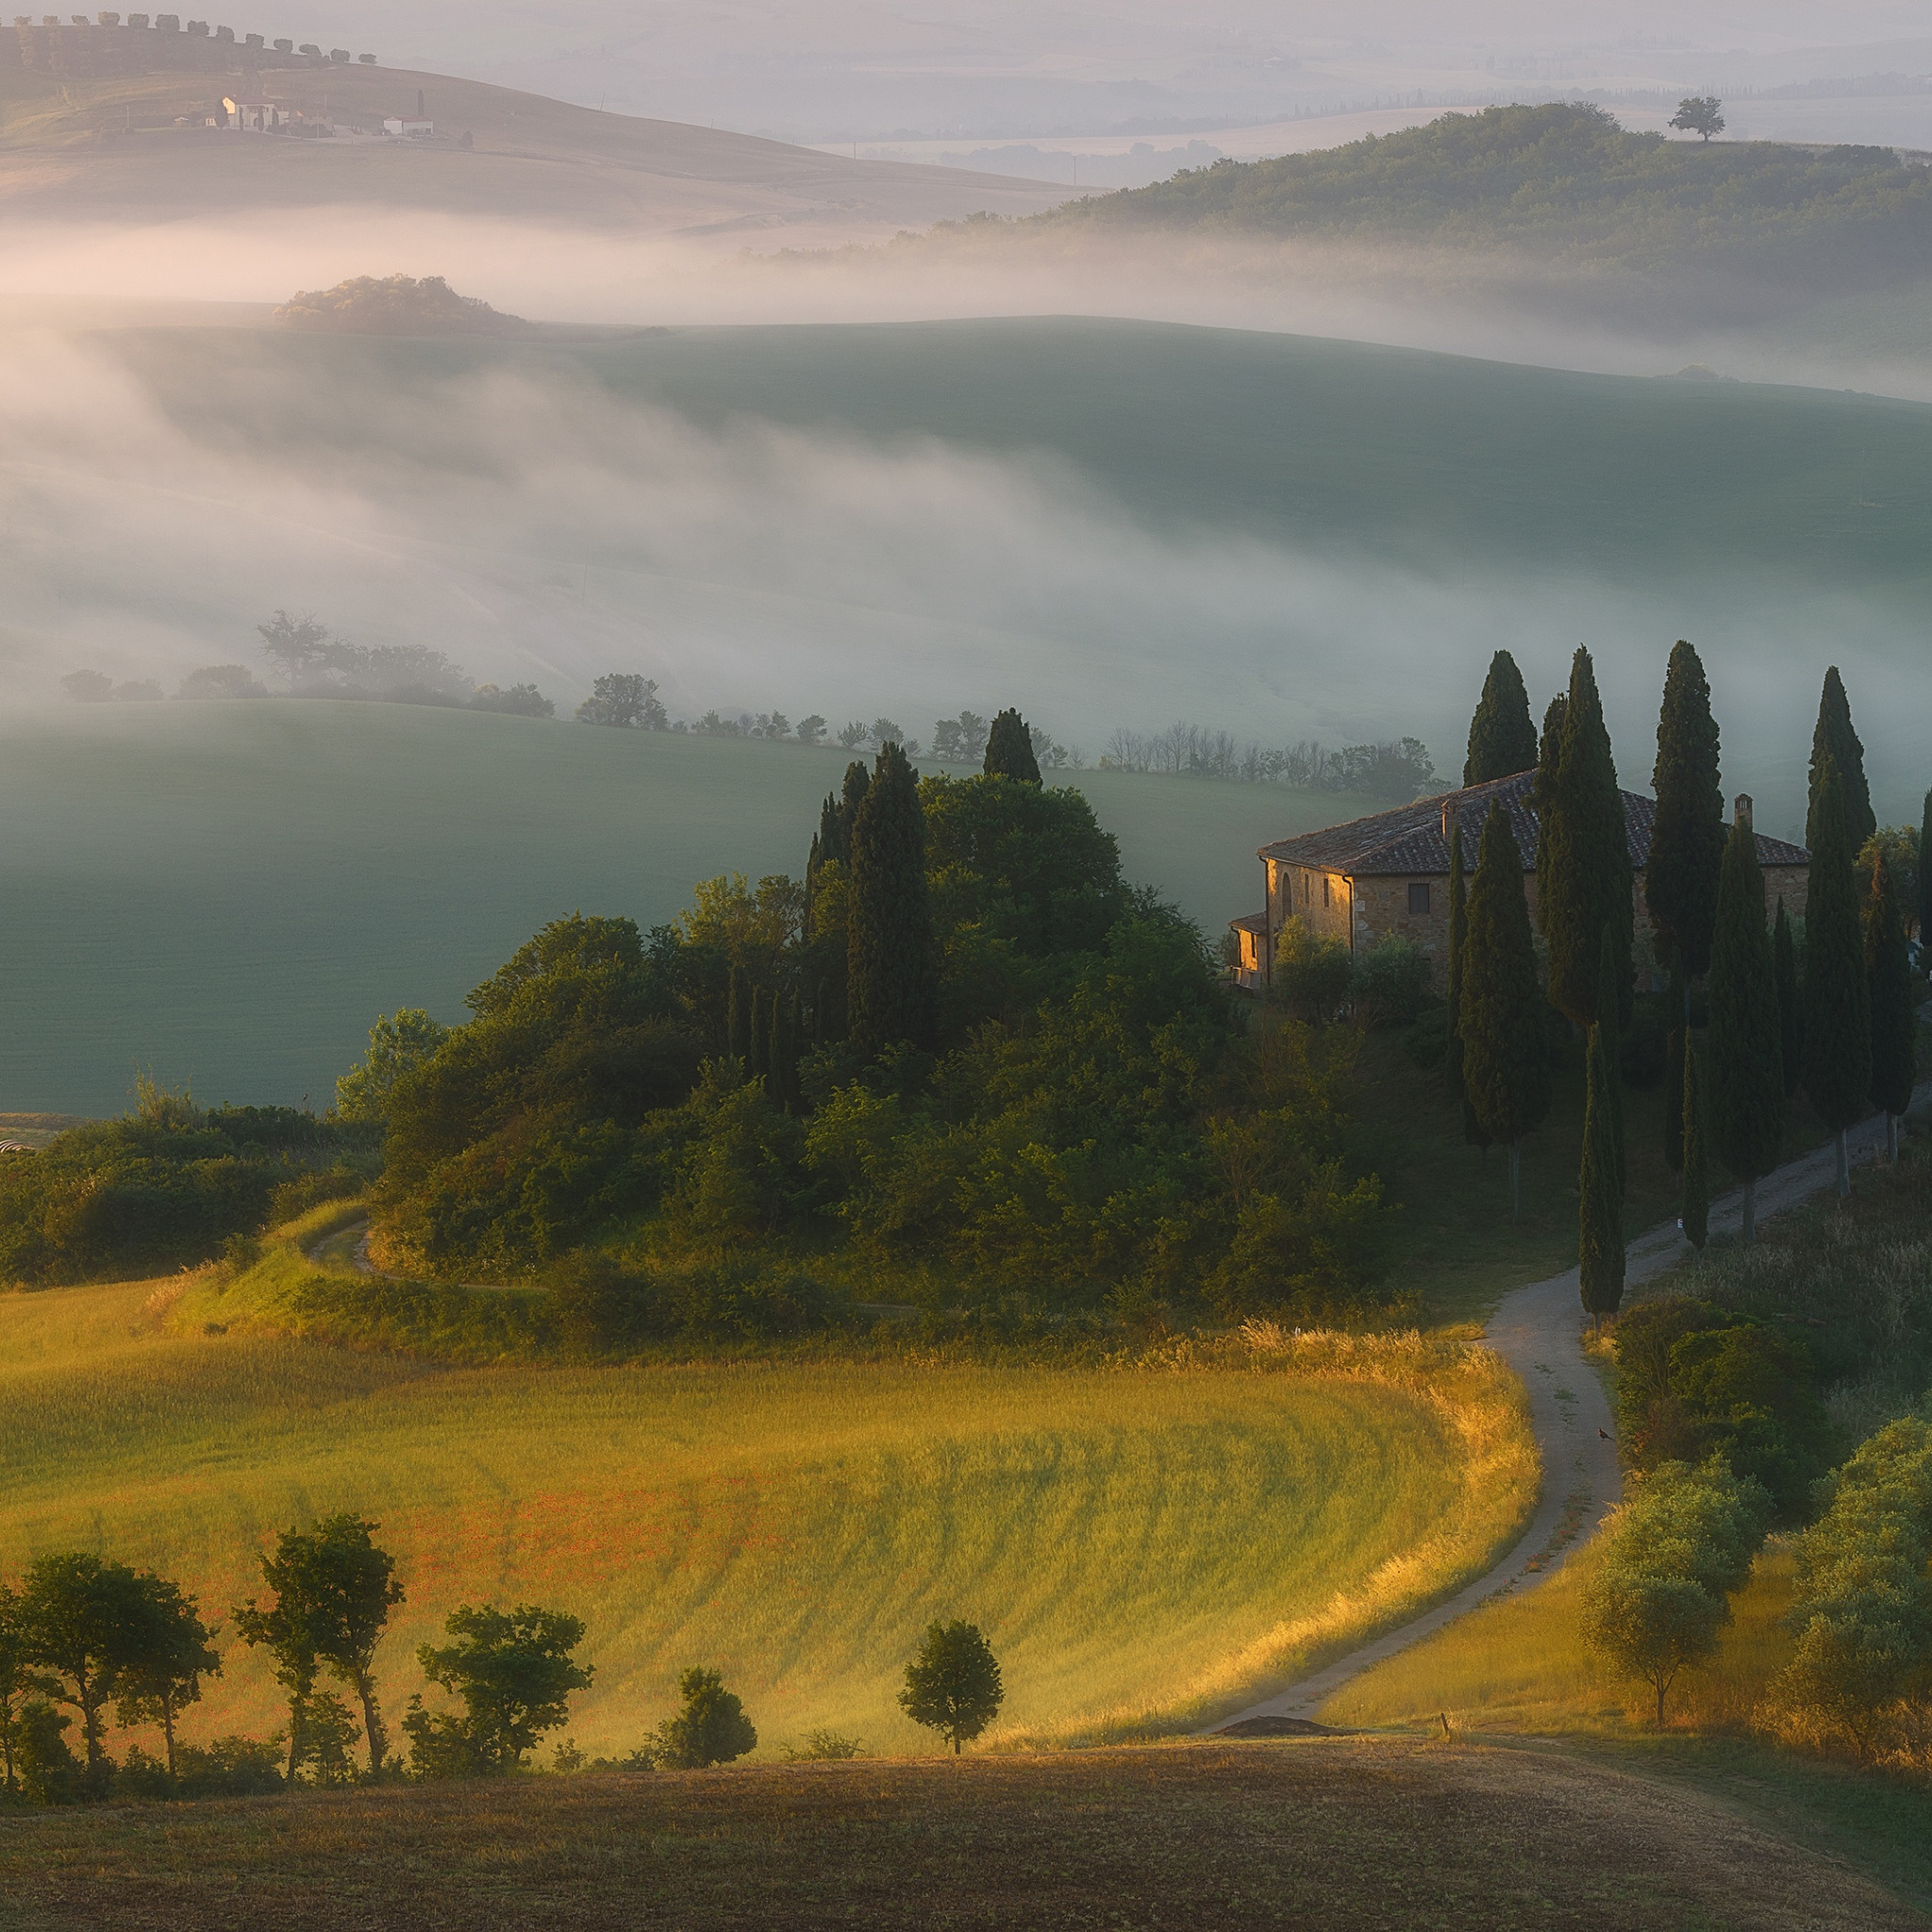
0, 1269, 1532, 1758
2, 1739, 1918, 1932
0, 700, 1324, 1115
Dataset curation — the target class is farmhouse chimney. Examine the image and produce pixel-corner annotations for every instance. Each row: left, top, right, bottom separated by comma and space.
1733, 792, 1754, 833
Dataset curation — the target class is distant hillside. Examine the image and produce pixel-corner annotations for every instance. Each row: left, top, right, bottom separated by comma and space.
0, 59, 1067, 236
1042, 104, 1932, 293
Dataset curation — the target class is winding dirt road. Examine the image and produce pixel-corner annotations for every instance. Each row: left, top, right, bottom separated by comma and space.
1214, 1089, 1930, 1730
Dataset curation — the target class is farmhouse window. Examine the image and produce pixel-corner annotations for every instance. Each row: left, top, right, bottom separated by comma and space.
1407, 882, 1431, 915
1323, 876, 1332, 908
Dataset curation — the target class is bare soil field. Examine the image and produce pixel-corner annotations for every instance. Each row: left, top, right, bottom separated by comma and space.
0, 1738, 1917, 1931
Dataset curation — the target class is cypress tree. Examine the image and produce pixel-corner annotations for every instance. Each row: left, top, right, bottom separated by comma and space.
1920, 789, 1932, 944
848, 741, 937, 1055
1460, 799, 1553, 1221
1866, 851, 1916, 1161
1463, 649, 1539, 785
1539, 647, 1633, 1028
1532, 692, 1566, 920
1773, 899, 1801, 1096
1444, 819, 1491, 1152
1444, 819, 1467, 1105
1807, 667, 1875, 855
767, 991, 799, 1112
1663, 982, 1686, 1174
1707, 815, 1784, 1239
1647, 640, 1725, 983
1578, 1012, 1625, 1323
1802, 760, 1873, 1198
1681, 1029, 1710, 1251
983, 708, 1041, 785
1595, 924, 1625, 1200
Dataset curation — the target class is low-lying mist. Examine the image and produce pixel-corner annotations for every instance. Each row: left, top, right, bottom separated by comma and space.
1, 205, 1929, 402
0, 324, 1922, 840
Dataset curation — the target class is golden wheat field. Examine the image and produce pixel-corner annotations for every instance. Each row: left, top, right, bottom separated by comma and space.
0, 1269, 1532, 1761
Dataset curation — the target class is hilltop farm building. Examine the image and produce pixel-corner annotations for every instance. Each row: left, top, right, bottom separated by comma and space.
1230, 769, 1809, 992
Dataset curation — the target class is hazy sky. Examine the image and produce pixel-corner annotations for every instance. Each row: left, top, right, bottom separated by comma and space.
229, 4, 1932, 139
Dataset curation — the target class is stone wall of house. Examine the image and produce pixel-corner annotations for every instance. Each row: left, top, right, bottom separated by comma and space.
1764, 864, 1808, 924
1351, 874, 1449, 971
1265, 860, 1353, 949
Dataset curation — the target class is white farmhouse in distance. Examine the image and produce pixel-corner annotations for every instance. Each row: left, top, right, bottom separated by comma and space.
383, 115, 433, 136
223, 98, 290, 131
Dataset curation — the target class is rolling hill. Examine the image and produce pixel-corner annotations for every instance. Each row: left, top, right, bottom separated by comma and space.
0, 57, 1067, 238
0, 703, 1339, 1116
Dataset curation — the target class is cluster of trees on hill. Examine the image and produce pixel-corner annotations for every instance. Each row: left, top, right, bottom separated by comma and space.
0, 1078, 372, 1287
351, 707, 1389, 1327
575, 672, 1435, 798
1058, 102, 1932, 288
272, 276, 522, 338
0, 1515, 1007, 1804
1053, 102, 1932, 291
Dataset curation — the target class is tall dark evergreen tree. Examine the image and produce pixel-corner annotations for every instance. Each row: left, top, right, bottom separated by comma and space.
767, 992, 800, 1112
1802, 760, 1873, 1198
1444, 820, 1468, 1106
1681, 1029, 1710, 1250
1773, 899, 1801, 1096
983, 708, 1041, 785
1532, 692, 1567, 921
1578, 1010, 1625, 1322
1866, 850, 1916, 1161
748, 985, 769, 1080
806, 762, 869, 923
1920, 789, 1932, 944
1594, 925, 1626, 1200
1539, 647, 1633, 1027
1662, 962, 1686, 1174
1807, 667, 1875, 855
1463, 650, 1539, 786
847, 741, 936, 1054
1459, 799, 1553, 1221
1707, 812, 1785, 1239
1647, 640, 1725, 984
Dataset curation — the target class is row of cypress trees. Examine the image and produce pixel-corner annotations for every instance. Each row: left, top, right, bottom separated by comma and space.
1453, 645, 1921, 1306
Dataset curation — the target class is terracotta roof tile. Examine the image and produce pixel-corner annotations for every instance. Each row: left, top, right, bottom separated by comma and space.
1258, 770, 1808, 877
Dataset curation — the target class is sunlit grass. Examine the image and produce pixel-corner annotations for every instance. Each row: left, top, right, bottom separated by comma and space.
0, 1274, 1531, 1761
1324, 1532, 1797, 1738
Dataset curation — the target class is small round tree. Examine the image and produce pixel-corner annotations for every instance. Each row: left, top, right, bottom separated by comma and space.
899, 1620, 1004, 1755
654, 1667, 758, 1769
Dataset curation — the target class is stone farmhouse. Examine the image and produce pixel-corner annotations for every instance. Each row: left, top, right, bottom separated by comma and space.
1229, 768, 1809, 992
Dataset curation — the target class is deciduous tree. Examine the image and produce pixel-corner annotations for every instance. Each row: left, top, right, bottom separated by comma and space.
405, 1604, 591, 1777
1669, 95, 1724, 141
1581, 1457, 1770, 1727
1539, 647, 1632, 1027
1459, 799, 1552, 1220
653, 1667, 758, 1769
113, 1574, 221, 1781
1463, 649, 1539, 785
335, 1008, 449, 1124
899, 1620, 1005, 1755
1803, 762, 1873, 1197
0, 1582, 25, 1794
19, 1554, 153, 1792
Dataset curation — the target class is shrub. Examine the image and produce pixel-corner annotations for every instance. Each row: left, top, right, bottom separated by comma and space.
1271, 917, 1353, 1023
782, 1728, 865, 1761
1348, 938, 1431, 1028
16, 1700, 81, 1805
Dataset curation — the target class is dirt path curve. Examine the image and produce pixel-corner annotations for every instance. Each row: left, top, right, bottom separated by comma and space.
1212, 1086, 1931, 1731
